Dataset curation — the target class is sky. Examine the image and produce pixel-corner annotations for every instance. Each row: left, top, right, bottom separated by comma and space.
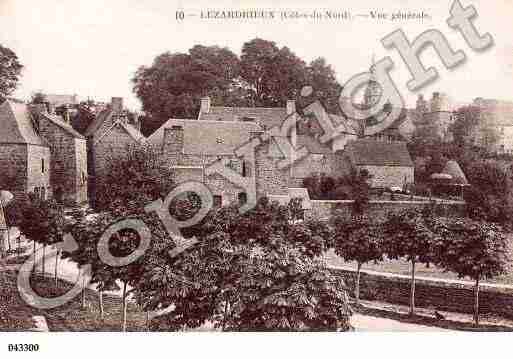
0, 0, 511, 110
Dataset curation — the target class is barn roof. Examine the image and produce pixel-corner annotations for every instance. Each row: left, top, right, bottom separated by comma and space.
345, 139, 413, 167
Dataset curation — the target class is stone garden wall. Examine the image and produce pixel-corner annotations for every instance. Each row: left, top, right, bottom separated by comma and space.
305, 199, 466, 221
331, 266, 513, 319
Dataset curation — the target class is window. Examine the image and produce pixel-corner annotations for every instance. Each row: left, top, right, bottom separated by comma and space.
41, 158, 45, 173
213, 195, 222, 208
82, 172, 87, 185
34, 187, 40, 198
41, 187, 46, 200
238, 192, 247, 206
242, 161, 251, 177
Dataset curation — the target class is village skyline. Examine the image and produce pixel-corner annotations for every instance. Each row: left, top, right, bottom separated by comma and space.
0, 0, 512, 110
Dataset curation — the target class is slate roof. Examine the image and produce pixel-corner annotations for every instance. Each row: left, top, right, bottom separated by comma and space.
442, 160, 469, 185
0, 100, 45, 146
345, 139, 413, 167
44, 94, 78, 107
0, 202, 6, 230
199, 106, 288, 129
84, 107, 113, 137
120, 122, 146, 143
41, 113, 85, 139
148, 119, 261, 155
296, 135, 333, 154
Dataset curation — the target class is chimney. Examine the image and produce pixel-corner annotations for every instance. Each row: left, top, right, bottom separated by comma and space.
286, 100, 296, 115
111, 97, 123, 113
163, 125, 184, 155
28, 103, 47, 116
63, 108, 71, 124
200, 97, 211, 114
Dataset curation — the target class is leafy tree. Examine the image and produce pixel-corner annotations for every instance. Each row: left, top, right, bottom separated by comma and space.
18, 195, 65, 276
240, 38, 306, 107
132, 45, 241, 135
95, 144, 175, 211
140, 198, 352, 331
0, 44, 23, 99
132, 39, 343, 136
302, 58, 342, 114
382, 209, 438, 315
433, 218, 509, 326
332, 216, 383, 305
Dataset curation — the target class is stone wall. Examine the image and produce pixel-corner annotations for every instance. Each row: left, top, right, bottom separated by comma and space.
160, 126, 291, 205
331, 266, 513, 319
89, 123, 141, 205
26, 144, 52, 199
358, 165, 414, 189
306, 199, 465, 221
0, 144, 27, 194
38, 117, 88, 204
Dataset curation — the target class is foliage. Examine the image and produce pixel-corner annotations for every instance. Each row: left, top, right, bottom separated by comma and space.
332, 216, 383, 267
302, 169, 371, 211
0, 44, 23, 99
95, 144, 175, 212
433, 218, 509, 281
18, 195, 66, 249
132, 39, 343, 136
140, 198, 352, 331
382, 208, 439, 314
432, 217, 509, 325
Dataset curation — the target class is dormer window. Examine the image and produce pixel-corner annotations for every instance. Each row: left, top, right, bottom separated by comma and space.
216, 138, 224, 144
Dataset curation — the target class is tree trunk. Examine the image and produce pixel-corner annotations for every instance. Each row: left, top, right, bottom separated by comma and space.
146, 311, 150, 332
355, 262, 362, 306
122, 281, 128, 332
99, 290, 104, 320
54, 250, 59, 286
81, 269, 86, 309
33, 241, 36, 274
17, 235, 20, 257
42, 244, 46, 276
7, 228, 11, 252
474, 277, 480, 327
409, 259, 416, 316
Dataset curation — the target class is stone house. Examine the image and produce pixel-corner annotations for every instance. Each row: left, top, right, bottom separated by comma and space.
413, 92, 457, 143
471, 98, 513, 154
0, 99, 52, 200
343, 139, 414, 189
84, 97, 146, 205
0, 99, 89, 204
148, 96, 415, 206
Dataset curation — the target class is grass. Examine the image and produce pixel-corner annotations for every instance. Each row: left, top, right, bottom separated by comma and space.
324, 249, 513, 286
0, 269, 147, 332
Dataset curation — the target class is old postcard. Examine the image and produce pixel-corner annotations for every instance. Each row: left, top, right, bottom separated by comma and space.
0, 0, 512, 357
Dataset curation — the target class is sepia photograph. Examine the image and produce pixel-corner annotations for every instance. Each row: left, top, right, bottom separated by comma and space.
0, 0, 512, 357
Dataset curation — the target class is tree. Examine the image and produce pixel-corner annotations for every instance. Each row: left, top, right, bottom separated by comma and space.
382, 209, 438, 315
132, 46, 241, 135
302, 58, 343, 114
139, 198, 352, 331
95, 144, 175, 212
133, 39, 343, 136
332, 216, 383, 305
433, 218, 509, 326
0, 44, 23, 100
240, 38, 306, 107
18, 195, 65, 276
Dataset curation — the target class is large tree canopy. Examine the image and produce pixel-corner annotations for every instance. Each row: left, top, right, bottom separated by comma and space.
132, 39, 342, 136
0, 44, 23, 99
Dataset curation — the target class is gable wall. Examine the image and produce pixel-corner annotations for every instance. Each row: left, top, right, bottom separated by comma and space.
38, 117, 88, 204
0, 144, 28, 195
